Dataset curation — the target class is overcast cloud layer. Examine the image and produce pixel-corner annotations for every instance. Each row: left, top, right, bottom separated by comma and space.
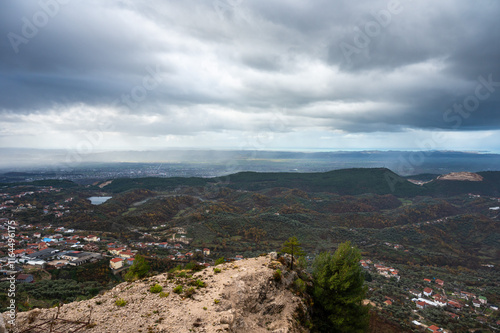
1, 0, 500, 152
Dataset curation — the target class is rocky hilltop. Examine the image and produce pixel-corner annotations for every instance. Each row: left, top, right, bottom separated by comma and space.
436, 171, 484, 181
6, 254, 310, 333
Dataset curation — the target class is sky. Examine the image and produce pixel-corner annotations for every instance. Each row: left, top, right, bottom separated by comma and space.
1, 0, 500, 154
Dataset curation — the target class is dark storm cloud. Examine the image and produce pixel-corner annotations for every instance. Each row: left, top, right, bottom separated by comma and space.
0, 0, 499, 149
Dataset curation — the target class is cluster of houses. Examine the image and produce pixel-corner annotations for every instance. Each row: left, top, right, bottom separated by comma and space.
383, 242, 405, 251
1, 246, 102, 273
411, 320, 449, 333
0, 224, 99, 254
40, 197, 75, 218
468, 194, 500, 211
360, 259, 400, 281
409, 278, 492, 313
364, 258, 498, 331
0, 214, 222, 277
0, 187, 61, 211
108, 243, 217, 270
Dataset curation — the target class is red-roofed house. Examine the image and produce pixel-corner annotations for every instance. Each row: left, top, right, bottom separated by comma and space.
110, 258, 124, 269
84, 235, 100, 242
119, 250, 135, 259
110, 247, 126, 255
472, 299, 481, 308
416, 301, 427, 309
203, 248, 210, 256
423, 287, 433, 297
410, 289, 422, 297
390, 271, 400, 281
16, 274, 34, 283
384, 300, 392, 306
448, 300, 463, 309
460, 291, 476, 300
424, 278, 432, 283
435, 279, 444, 286
427, 325, 442, 332
13, 249, 26, 257
434, 295, 447, 307
83, 243, 99, 252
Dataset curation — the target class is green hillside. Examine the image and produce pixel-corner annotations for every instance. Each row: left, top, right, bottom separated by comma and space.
225, 168, 423, 196
103, 168, 424, 197
423, 171, 500, 196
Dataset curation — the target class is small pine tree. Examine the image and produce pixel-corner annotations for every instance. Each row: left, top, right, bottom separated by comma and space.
312, 241, 369, 332
124, 255, 150, 281
280, 236, 305, 270
214, 257, 225, 266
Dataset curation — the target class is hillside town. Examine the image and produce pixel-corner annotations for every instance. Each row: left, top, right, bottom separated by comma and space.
0, 218, 225, 278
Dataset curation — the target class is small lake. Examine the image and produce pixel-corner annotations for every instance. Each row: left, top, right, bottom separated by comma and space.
88, 196, 112, 205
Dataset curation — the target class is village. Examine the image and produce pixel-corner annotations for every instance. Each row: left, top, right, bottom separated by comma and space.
361, 258, 499, 332
0, 217, 244, 282
0, 186, 246, 283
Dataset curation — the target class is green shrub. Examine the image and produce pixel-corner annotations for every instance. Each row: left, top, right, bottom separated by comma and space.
193, 279, 205, 288
177, 272, 187, 278
124, 255, 150, 282
169, 265, 182, 273
185, 261, 196, 270
185, 261, 204, 271
173, 285, 183, 294
214, 299, 220, 304
213, 268, 221, 274
149, 284, 163, 293
115, 298, 127, 307
159, 292, 169, 298
294, 278, 306, 293
215, 257, 225, 265
184, 287, 195, 298
273, 269, 282, 282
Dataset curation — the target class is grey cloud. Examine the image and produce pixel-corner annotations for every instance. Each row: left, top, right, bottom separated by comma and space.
0, 0, 499, 148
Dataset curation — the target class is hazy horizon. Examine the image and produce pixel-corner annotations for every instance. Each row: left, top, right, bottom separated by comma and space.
2, 149, 500, 178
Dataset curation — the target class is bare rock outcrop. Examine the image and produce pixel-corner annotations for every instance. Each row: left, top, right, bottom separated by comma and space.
5, 255, 310, 333
437, 172, 484, 181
